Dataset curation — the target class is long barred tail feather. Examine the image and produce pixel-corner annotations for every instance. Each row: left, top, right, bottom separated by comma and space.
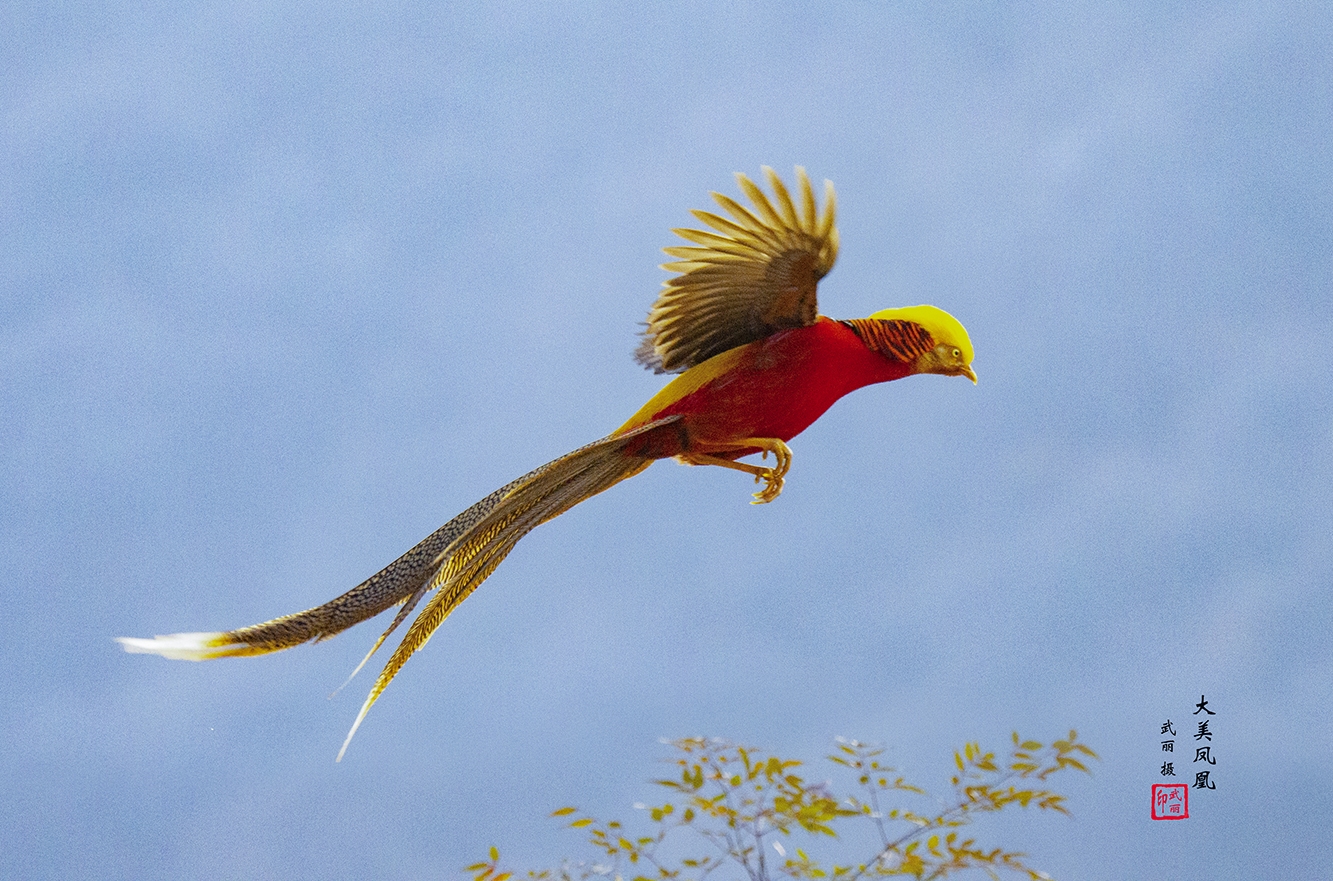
117, 416, 679, 759
327, 581, 431, 699
115, 477, 533, 661
335, 424, 667, 758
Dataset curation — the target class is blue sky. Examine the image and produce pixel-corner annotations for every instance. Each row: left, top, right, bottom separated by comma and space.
3, 2, 1330, 878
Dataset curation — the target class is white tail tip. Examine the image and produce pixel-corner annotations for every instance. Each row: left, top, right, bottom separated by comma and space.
116, 632, 237, 661
336, 696, 375, 763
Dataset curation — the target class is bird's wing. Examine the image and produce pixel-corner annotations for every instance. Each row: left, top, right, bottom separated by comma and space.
634, 166, 839, 374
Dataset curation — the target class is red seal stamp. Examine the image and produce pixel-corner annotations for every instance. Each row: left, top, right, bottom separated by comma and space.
1152, 783, 1188, 820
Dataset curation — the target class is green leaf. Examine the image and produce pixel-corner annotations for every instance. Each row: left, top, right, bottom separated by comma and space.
528, 731, 1096, 880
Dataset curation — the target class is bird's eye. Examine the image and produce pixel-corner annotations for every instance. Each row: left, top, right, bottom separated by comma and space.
951, 348, 961, 359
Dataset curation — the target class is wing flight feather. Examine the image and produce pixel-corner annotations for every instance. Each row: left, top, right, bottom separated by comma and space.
635, 167, 839, 374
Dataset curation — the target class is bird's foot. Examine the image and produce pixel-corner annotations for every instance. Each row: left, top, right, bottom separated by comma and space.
678, 438, 794, 505
746, 439, 792, 505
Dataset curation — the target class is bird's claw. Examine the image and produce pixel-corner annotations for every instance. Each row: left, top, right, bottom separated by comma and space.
750, 469, 784, 504
749, 441, 792, 505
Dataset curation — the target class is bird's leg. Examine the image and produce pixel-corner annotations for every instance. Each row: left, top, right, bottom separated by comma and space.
679, 438, 793, 504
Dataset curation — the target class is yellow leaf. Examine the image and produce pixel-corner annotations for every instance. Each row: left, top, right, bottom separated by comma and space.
551, 807, 577, 817
489, 846, 499, 861
571, 818, 593, 828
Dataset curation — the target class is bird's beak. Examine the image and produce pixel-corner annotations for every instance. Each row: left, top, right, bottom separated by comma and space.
963, 365, 977, 385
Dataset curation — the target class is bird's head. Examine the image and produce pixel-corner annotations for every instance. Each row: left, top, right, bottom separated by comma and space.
867, 305, 977, 383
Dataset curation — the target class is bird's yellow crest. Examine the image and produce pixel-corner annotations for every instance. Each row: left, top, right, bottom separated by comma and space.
868, 305, 974, 366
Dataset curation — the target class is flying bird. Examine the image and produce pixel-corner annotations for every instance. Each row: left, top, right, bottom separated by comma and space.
119, 167, 976, 759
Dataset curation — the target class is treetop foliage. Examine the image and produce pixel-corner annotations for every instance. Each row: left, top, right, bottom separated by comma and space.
468, 730, 1097, 881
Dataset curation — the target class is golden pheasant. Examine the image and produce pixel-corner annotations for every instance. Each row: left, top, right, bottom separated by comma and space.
119, 168, 976, 759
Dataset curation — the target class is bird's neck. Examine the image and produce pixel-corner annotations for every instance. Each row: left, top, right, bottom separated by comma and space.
837, 317, 936, 368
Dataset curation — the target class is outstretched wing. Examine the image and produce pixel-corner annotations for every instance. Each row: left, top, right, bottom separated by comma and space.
635, 166, 839, 374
